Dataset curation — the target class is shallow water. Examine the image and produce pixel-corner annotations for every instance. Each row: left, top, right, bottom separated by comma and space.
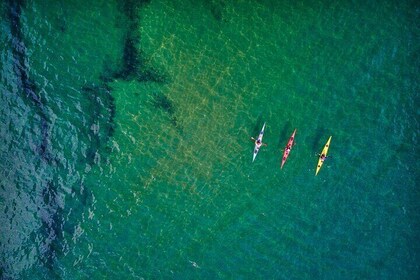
0, 0, 419, 279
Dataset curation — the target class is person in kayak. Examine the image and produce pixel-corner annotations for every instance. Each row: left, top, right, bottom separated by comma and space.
251, 137, 267, 148
319, 153, 328, 162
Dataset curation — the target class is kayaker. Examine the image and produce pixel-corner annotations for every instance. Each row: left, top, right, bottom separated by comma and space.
319, 153, 328, 162
251, 137, 267, 147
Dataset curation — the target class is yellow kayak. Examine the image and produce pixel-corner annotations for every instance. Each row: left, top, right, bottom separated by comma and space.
315, 136, 332, 175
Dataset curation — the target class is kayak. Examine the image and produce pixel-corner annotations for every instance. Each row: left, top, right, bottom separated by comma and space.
252, 122, 266, 162
315, 136, 332, 175
281, 129, 297, 169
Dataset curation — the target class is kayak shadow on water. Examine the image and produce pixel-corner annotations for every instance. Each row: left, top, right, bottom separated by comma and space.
277, 122, 292, 149
313, 127, 328, 152
252, 115, 264, 136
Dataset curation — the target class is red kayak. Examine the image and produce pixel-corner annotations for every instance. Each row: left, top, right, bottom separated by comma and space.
281, 129, 296, 169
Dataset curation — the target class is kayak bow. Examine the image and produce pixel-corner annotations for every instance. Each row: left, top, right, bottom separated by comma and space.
252, 122, 266, 162
281, 129, 296, 169
315, 136, 332, 175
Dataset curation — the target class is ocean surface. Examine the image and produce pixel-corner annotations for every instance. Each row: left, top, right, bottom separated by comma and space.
0, 0, 419, 279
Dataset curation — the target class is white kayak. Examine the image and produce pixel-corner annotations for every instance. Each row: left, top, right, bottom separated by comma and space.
252, 122, 266, 162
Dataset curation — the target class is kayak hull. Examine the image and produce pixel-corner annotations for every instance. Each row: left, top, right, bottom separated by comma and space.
315, 136, 332, 175
252, 122, 266, 162
281, 129, 297, 169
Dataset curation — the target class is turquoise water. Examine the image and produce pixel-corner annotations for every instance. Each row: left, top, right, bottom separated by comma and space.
1, 0, 419, 279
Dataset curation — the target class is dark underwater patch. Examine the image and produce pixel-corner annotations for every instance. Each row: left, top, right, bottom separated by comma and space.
117, 0, 151, 23
152, 92, 181, 129
39, 116, 54, 163
113, 0, 166, 84
8, 0, 41, 106
6, 0, 54, 164
210, 3, 223, 21
152, 91, 175, 115
5, 0, 63, 274
113, 26, 166, 83
55, 14, 67, 33
39, 180, 61, 270
205, 0, 228, 23
82, 84, 116, 164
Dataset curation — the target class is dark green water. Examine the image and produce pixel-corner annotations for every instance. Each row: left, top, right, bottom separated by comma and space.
1, 0, 419, 279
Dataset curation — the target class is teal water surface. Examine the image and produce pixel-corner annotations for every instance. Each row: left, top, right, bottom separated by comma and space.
0, 0, 419, 279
